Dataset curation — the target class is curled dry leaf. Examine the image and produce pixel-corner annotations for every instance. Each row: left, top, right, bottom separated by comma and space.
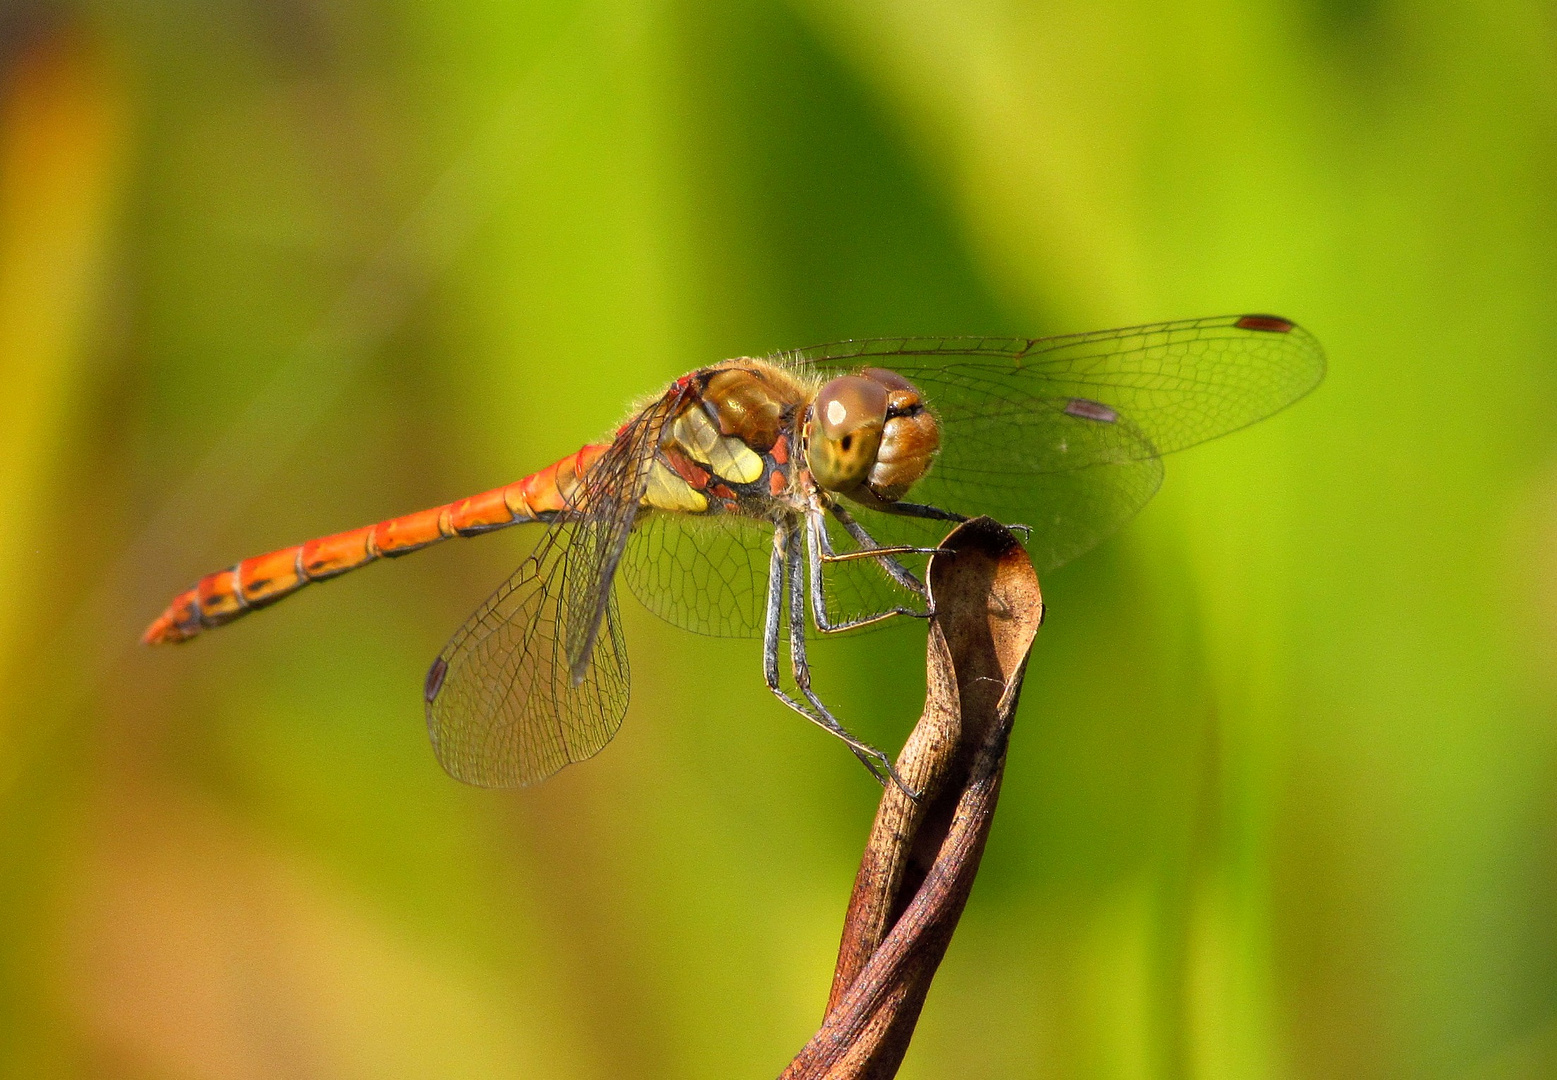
783, 516, 1043, 1079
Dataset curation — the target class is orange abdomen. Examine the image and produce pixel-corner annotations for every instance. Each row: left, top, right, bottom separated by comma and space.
142, 443, 606, 645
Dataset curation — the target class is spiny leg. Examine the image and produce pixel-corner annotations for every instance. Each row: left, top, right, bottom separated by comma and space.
827, 503, 929, 597
805, 509, 929, 633
761, 519, 791, 700
885, 498, 1031, 540
816, 503, 943, 564
761, 522, 891, 785
882, 500, 966, 524
787, 526, 917, 797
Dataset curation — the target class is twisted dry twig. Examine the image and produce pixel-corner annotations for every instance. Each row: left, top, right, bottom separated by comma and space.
782, 516, 1043, 1078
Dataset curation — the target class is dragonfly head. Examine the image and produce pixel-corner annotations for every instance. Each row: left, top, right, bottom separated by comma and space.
806, 368, 939, 504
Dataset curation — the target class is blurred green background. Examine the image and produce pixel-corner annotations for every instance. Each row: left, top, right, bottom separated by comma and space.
1, 1, 1554, 1077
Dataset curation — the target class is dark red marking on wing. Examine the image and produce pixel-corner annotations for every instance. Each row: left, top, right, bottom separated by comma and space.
423, 384, 687, 787
1235, 314, 1295, 333
787, 313, 1325, 574
424, 657, 449, 702
1064, 398, 1119, 423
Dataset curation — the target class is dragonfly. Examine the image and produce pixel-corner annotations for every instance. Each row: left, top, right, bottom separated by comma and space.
144, 313, 1323, 793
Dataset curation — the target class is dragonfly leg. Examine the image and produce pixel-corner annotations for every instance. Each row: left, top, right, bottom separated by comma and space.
817, 506, 942, 563
763, 523, 918, 798
885, 499, 1031, 539
762, 524, 879, 772
762, 522, 794, 693
805, 510, 929, 633
827, 503, 929, 597
882, 500, 967, 524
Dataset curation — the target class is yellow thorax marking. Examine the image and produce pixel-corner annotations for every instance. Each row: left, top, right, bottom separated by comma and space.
644, 460, 709, 513
671, 407, 764, 484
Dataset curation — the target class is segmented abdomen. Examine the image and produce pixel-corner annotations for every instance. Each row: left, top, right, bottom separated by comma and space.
142, 444, 606, 644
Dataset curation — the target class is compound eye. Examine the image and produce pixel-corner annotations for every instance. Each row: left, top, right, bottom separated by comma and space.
807, 376, 888, 492
815, 376, 888, 441
859, 367, 916, 394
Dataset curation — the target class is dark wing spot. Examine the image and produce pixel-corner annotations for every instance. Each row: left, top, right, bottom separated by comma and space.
1064, 398, 1119, 423
424, 657, 449, 703
1235, 314, 1295, 333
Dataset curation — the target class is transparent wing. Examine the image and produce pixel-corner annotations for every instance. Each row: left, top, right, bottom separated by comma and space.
559, 396, 684, 682
837, 400, 1166, 576
620, 511, 775, 638
790, 314, 1324, 461
620, 508, 938, 639
789, 314, 1322, 571
423, 392, 681, 787
611, 315, 1321, 645
423, 519, 632, 786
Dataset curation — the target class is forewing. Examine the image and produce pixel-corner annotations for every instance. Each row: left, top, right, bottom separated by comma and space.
789, 314, 1321, 571
560, 393, 684, 681
844, 400, 1167, 574
791, 314, 1325, 461
423, 388, 682, 787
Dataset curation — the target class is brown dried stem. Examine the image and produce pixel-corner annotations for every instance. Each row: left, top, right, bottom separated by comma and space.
782, 517, 1043, 1079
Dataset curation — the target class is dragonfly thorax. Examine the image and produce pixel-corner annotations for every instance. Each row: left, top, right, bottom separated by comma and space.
805, 368, 940, 505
